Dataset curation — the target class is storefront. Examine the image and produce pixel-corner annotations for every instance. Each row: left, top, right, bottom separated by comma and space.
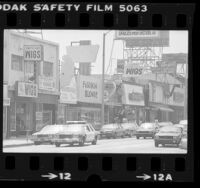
7, 81, 37, 137
149, 103, 174, 122
35, 93, 58, 131
121, 83, 145, 124
3, 84, 10, 138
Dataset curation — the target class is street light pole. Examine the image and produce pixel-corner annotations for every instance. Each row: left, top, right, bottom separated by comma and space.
101, 33, 106, 127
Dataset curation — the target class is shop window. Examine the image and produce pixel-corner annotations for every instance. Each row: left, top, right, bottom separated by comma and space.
11, 54, 23, 71
43, 61, 53, 77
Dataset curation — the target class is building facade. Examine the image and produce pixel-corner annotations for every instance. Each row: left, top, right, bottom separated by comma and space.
3, 30, 59, 138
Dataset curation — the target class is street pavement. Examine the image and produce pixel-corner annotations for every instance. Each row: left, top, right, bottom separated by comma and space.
3, 137, 186, 153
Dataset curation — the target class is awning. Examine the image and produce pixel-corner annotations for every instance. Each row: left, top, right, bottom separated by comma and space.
150, 104, 174, 112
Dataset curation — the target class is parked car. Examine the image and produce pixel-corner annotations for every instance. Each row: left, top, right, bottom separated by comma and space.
121, 122, 138, 137
100, 123, 124, 139
154, 126, 183, 147
31, 124, 66, 145
135, 123, 158, 139
53, 123, 99, 147
179, 134, 187, 150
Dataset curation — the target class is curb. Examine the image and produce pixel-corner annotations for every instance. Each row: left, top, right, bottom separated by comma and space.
3, 143, 34, 148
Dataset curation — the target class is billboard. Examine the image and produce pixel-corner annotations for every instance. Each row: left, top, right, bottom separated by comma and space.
24, 45, 43, 61
151, 61, 177, 74
66, 45, 99, 63
122, 84, 145, 106
115, 30, 169, 47
77, 75, 102, 104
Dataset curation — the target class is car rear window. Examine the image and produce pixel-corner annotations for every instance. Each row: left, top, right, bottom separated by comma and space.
140, 123, 154, 129
159, 126, 181, 133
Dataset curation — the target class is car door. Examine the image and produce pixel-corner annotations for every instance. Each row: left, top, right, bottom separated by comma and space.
84, 125, 93, 142
88, 124, 96, 140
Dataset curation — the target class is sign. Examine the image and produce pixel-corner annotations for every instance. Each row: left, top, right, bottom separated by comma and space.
39, 77, 56, 91
77, 75, 102, 104
66, 45, 99, 63
17, 82, 38, 97
4, 98, 10, 106
122, 84, 144, 106
60, 88, 77, 104
116, 30, 159, 39
115, 30, 169, 47
104, 81, 116, 102
124, 63, 144, 77
151, 61, 177, 74
117, 59, 125, 73
24, 45, 43, 61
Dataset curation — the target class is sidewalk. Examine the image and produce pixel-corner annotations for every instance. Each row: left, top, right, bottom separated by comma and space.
3, 137, 34, 148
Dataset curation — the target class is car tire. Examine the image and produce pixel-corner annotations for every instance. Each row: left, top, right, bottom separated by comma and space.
155, 142, 159, 147
34, 141, 41, 145
79, 137, 85, 146
55, 143, 60, 147
136, 136, 139, 139
144, 137, 146, 139
92, 137, 97, 145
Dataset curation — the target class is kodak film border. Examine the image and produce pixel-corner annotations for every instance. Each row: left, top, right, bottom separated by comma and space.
0, 2, 197, 182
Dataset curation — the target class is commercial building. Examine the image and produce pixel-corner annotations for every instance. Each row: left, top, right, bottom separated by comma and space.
3, 30, 59, 138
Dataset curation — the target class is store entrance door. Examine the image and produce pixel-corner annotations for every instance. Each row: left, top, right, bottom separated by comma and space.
43, 111, 52, 126
16, 102, 31, 137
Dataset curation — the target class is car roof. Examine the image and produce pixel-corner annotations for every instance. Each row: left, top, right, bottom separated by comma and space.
66, 121, 86, 124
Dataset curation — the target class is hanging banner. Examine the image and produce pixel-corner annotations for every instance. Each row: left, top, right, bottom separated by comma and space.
39, 76, 56, 91
17, 81, 38, 97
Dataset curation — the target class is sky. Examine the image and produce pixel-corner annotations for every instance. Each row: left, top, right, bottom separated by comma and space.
25, 30, 188, 75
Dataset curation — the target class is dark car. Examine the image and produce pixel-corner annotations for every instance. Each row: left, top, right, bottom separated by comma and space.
154, 126, 183, 147
53, 123, 98, 147
100, 123, 124, 139
30, 124, 66, 145
135, 123, 158, 139
121, 122, 138, 137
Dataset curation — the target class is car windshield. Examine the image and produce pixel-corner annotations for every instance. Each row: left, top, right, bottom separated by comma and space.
159, 126, 181, 133
102, 124, 116, 129
40, 125, 64, 132
140, 123, 154, 129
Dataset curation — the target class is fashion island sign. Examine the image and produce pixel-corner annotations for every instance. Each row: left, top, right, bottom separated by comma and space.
78, 75, 102, 104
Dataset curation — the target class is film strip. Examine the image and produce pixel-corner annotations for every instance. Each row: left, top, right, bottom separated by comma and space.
0, 1, 198, 183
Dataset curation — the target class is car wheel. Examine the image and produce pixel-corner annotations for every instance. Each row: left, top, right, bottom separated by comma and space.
79, 137, 85, 146
55, 143, 60, 147
136, 136, 139, 139
155, 142, 159, 147
144, 137, 146, 139
34, 141, 41, 145
92, 137, 97, 145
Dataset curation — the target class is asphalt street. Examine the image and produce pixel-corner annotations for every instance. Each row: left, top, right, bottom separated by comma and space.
3, 137, 186, 153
